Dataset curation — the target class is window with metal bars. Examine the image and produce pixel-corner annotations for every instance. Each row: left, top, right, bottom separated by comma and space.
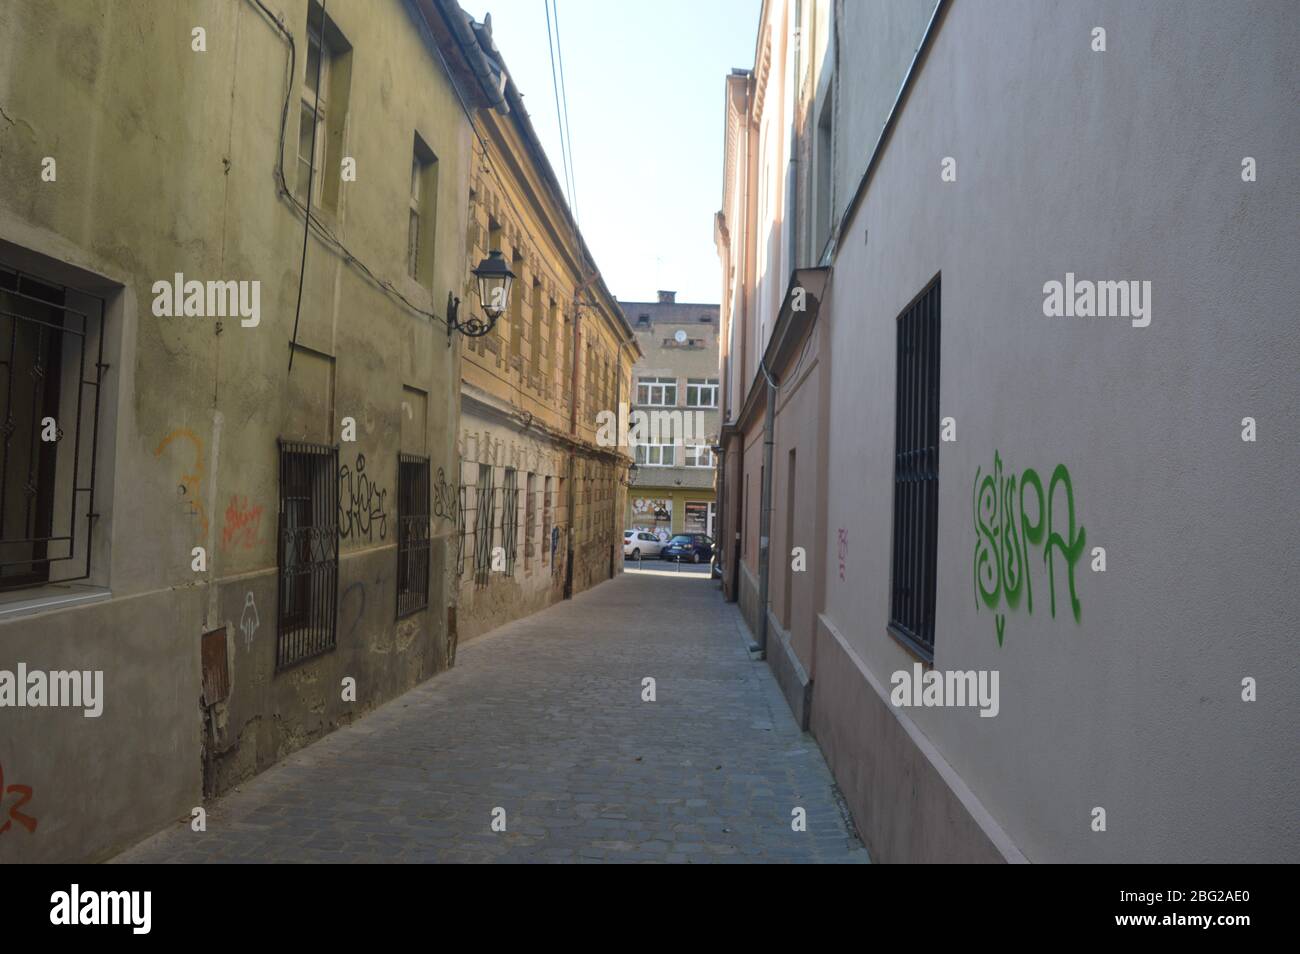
473, 463, 494, 587
524, 473, 535, 571
456, 482, 467, 579
0, 263, 107, 592
501, 468, 518, 576
541, 476, 553, 566
277, 440, 339, 670
552, 477, 566, 577
396, 453, 430, 618
888, 276, 941, 661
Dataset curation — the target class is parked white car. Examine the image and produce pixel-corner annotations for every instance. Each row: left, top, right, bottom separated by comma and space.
623, 530, 665, 560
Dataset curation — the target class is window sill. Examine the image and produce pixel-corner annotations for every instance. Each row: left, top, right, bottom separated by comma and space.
0, 584, 112, 623
886, 622, 935, 666
396, 602, 429, 622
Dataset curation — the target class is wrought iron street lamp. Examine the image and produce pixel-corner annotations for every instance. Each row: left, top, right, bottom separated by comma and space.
447, 249, 516, 345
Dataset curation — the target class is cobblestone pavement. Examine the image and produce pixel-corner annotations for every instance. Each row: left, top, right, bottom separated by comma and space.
116, 568, 868, 864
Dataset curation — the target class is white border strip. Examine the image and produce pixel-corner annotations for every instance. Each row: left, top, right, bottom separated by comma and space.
819, 612, 1028, 863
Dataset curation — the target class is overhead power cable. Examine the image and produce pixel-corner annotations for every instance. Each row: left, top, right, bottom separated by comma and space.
552, 0, 580, 225
544, 0, 576, 215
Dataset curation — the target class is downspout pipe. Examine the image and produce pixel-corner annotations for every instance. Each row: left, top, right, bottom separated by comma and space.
754, 359, 777, 657
564, 299, 582, 599
614, 334, 632, 574
712, 442, 724, 581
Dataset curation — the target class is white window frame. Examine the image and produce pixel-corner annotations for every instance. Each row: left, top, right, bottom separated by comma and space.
297, 26, 329, 206
636, 376, 677, 407
635, 443, 676, 467
684, 444, 714, 468
407, 154, 421, 279
685, 378, 719, 408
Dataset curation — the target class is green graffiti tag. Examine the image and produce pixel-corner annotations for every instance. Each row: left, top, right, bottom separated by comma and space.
972, 451, 1085, 645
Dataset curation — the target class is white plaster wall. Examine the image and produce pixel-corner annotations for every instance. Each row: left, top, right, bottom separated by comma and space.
829, 0, 937, 231
822, 0, 1300, 862
753, 0, 792, 363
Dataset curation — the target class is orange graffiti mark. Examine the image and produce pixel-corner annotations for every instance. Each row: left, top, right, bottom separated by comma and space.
221, 495, 264, 550
154, 427, 208, 536
0, 761, 38, 835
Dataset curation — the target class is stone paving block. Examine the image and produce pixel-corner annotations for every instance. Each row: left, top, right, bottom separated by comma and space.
114, 572, 867, 865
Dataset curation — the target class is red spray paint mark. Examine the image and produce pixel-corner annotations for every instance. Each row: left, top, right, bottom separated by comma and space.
221, 495, 264, 550
0, 761, 38, 835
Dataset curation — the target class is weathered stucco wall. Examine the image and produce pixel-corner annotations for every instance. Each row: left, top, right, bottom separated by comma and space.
0, 0, 469, 861
455, 418, 570, 643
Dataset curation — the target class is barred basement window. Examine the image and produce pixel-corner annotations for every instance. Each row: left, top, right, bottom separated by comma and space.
524, 473, 536, 571
552, 477, 566, 577
541, 476, 553, 565
501, 468, 518, 576
396, 453, 431, 618
277, 440, 339, 670
473, 463, 494, 587
0, 264, 107, 592
456, 479, 467, 579
888, 276, 941, 661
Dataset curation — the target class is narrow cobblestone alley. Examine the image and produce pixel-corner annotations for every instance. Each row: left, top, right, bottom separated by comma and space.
115, 568, 868, 863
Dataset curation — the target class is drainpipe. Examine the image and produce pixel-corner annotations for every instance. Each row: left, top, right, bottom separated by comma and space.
614, 334, 632, 574
730, 77, 754, 603
712, 441, 725, 583
719, 317, 731, 574
563, 299, 582, 599
754, 361, 777, 657
787, 2, 801, 270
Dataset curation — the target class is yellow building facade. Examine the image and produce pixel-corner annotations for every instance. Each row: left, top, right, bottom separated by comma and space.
446, 9, 638, 641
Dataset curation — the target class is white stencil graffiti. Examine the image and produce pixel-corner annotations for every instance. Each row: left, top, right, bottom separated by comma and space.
239, 591, 259, 647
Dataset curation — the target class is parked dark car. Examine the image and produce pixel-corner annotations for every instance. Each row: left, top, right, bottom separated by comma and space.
661, 533, 714, 564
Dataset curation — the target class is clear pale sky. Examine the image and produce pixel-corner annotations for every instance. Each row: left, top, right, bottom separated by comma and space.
458, 0, 760, 305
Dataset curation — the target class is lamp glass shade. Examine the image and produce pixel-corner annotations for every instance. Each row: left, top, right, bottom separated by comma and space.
473, 250, 515, 320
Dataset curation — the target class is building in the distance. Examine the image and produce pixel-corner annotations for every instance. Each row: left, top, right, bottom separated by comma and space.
621, 292, 720, 544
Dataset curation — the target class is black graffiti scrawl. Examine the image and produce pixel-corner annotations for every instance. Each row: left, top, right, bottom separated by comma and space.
339, 453, 388, 541
433, 466, 459, 523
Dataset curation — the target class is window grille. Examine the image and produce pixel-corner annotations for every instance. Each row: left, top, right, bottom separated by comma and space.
888, 277, 941, 660
0, 264, 107, 592
396, 453, 431, 618
277, 440, 339, 669
473, 463, 494, 587
501, 469, 518, 576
